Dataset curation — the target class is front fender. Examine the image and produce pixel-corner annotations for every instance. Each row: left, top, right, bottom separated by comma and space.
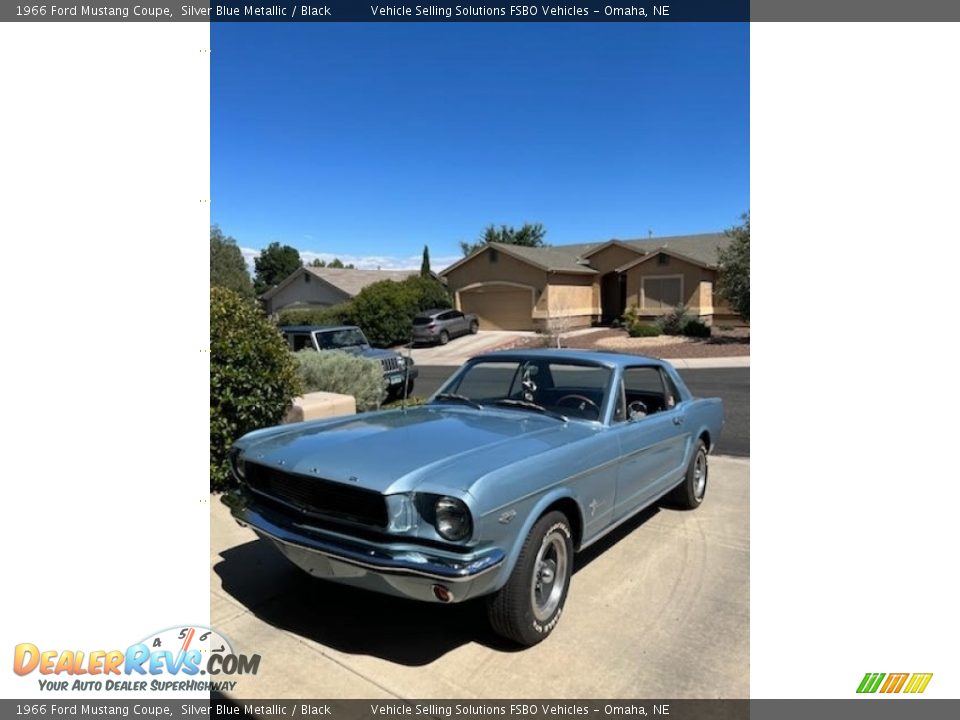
482, 487, 584, 594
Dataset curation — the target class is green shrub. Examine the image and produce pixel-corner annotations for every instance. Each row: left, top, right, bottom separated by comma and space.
294, 350, 386, 411
381, 395, 428, 411
210, 288, 301, 491
656, 305, 692, 336
277, 303, 353, 327
683, 320, 711, 338
628, 323, 661, 338
351, 276, 452, 347
405, 275, 452, 312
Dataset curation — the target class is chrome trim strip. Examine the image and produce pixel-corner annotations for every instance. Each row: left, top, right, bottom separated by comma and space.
482, 434, 683, 519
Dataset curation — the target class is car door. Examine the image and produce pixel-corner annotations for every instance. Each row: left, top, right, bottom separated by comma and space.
449, 310, 468, 336
610, 366, 691, 520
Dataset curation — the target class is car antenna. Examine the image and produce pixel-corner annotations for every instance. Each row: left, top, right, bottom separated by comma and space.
401, 333, 413, 412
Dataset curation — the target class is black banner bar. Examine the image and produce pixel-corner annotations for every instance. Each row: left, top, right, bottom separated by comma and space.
5, 0, 960, 21
4, 700, 960, 720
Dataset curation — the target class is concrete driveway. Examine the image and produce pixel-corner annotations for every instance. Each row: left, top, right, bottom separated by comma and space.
210, 456, 748, 699
405, 330, 536, 366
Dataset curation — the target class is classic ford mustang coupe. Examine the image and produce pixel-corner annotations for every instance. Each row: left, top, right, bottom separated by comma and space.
224, 350, 723, 646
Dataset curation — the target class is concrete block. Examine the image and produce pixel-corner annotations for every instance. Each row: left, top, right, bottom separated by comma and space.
283, 391, 355, 424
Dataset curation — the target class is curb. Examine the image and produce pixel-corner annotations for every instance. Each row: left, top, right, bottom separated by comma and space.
417, 356, 750, 369
662, 356, 750, 369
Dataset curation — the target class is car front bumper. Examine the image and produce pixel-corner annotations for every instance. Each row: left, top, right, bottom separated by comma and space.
222, 492, 504, 604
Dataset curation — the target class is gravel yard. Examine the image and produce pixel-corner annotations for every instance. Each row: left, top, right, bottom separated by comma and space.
501, 327, 750, 359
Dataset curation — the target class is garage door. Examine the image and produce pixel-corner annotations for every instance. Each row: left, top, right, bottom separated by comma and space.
460, 286, 534, 330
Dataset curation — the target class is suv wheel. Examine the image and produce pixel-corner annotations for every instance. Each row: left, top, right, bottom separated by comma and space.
438, 330, 449, 345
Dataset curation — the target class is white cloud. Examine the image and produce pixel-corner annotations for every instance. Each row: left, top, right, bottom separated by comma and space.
240, 247, 460, 274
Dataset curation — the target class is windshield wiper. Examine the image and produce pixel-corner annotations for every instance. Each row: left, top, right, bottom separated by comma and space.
433, 393, 483, 410
492, 398, 568, 422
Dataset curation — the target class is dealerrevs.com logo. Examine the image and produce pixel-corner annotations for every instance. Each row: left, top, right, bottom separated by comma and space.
857, 672, 933, 694
13, 626, 260, 693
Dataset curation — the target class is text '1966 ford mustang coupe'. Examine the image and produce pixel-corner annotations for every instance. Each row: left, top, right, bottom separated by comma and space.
223, 350, 723, 646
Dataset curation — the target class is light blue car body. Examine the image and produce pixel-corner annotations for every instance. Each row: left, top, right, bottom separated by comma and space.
224, 349, 723, 605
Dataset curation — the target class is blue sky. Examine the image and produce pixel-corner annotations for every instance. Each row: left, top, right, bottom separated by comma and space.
212, 23, 748, 271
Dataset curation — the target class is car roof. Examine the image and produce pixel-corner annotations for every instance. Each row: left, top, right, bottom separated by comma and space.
415, 308, 453, 317
469, 348, 668, 368
278, 325, 359, 333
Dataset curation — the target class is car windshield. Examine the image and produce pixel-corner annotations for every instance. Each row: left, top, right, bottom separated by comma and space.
435, 359, 612, 422
315, 328, 367, 350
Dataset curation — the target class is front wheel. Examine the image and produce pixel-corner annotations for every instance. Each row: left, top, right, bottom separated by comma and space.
670, 439, 708, 509
486, 511, 573, 646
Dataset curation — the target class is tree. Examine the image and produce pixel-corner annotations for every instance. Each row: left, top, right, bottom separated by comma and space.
209, 287, 301, 490
210, 225, 254, 300
254, 242, 302, 295
350, 276, 451, 347
420, 245, 431, 277
459, 223, 547, 256
309, 257, 355, 269
716, 213, 750, 322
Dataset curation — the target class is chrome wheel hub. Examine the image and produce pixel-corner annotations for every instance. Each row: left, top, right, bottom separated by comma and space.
693, 451, 707, 500
531, 530, 568, 622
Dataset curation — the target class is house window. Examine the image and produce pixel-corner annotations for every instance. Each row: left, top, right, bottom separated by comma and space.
304, 273, 310, 283
641, 275, 683, 310
489, 248, 499, 263
657, 253, 669, 266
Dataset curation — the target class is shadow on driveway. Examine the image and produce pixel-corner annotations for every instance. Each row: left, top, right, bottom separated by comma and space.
213, 503, 662, 666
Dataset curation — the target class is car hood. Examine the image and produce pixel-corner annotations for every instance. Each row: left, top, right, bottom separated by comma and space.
333, 346, 395, 360
236, 406, 595, 495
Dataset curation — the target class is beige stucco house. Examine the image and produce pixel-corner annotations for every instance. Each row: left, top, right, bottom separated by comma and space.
440, 233, 740, 331
261, 267, 419, 315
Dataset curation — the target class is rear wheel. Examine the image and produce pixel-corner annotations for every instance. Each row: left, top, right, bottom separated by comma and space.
670, 439, 708, 509
486, 511, 573, 646
469, 321, 479, 334
438, 330, 449, 345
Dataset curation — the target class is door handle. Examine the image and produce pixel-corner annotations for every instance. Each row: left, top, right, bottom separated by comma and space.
673, 416, 683, 425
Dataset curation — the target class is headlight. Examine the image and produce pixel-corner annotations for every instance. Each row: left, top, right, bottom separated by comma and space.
434, 496, 472, 541
229, 448, 246, 481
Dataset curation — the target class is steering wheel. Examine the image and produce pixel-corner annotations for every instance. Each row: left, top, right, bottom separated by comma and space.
555, 394, 600, 419
628, 400, 648, 419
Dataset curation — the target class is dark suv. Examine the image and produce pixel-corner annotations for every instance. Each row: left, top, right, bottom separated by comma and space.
280, 325, 417, 399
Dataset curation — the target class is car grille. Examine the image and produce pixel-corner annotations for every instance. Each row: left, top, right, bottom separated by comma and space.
380, 356, 400, 373
244, 462, 388, 528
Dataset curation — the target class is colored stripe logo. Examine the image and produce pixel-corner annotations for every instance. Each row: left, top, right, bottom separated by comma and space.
857, 672, 932, 694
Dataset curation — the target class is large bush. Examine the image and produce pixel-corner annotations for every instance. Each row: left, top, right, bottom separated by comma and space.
405, 275, 452, 312
294, 350, 386, 411
277, 303, 353, 327
351, 277, 451, 347
656, 305, 692, 336
210, 287, 301, 491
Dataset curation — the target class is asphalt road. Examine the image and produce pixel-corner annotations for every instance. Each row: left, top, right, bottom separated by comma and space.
413, 365, 750, 457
